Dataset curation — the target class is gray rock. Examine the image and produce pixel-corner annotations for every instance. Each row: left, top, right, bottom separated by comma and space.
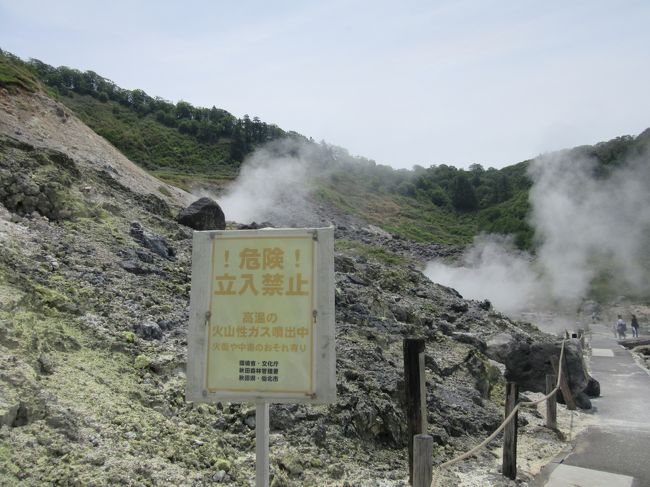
335, 255, 356, 273
270, 405, 295, 431
135, 248, 154, 263
45, 406, 80, 440
244, 415, 256, 429
452, 332, 487, 353
130, 222, 175, 260
157, 319, 179, 331
311, 422, 327, 446
212, 470, 227, 482
0, 402, 22, 427
120, 260, 155, 275
448, 301, 469, 313
236, 221, 272, 230
584, 376, 600, 397
504, 339, 593, 408
177, 197, 225, 231
133, 321, 163, 340
486, 332, 518, 363
37, 353, 55, 375
347, 274, 368, 286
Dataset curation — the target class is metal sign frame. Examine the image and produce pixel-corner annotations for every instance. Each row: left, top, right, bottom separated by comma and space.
186, 226, 336, 405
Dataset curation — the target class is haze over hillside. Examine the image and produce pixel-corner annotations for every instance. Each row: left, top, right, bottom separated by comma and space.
208, 130, 650, 320
2, 47, 649, 313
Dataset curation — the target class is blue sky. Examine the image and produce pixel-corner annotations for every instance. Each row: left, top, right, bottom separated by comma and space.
1, 0, 649, 169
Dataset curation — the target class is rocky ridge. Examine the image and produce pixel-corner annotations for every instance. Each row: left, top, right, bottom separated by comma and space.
0, 88, 574, 486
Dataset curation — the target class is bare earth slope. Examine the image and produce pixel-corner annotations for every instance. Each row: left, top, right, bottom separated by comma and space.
0, 88, 190, 207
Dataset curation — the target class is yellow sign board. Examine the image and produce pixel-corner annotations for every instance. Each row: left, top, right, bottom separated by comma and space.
207, 235, 315, 394
186, 227, 336, 404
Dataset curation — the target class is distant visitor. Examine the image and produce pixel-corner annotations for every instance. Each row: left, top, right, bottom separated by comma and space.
616, 315, 627, 339
631, 314, 639, 338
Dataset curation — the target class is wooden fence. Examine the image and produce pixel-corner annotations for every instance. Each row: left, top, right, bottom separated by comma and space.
404, 335, 577, 487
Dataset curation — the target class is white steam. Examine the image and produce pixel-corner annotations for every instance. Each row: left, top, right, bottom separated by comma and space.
219, 153, 307, 224
531, 151, 650, 305
204, 139, 332, 227
426, 144, 650, 317
425, 235, 544, 315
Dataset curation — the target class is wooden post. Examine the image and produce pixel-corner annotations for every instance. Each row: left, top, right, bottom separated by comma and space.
404, 338, 427, 484
546, 374, 557, 430
413, 434, 433, 487
256, 402, 269, 487
502, 382, 518, 480
551, 357, 576, 410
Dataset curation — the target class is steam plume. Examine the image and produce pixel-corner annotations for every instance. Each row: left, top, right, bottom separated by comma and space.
530, 149, 650, 304
426, 140, 650, 317
425, 235, 545, 315
202, 139, 332, 227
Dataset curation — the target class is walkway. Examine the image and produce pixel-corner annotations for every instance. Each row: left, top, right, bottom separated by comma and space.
534, 322, 650, 487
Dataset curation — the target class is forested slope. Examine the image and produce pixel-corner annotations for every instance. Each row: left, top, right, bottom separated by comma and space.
2, 47, 647, 252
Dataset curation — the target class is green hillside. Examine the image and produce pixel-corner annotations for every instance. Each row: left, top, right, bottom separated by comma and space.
0, 51, 41, 92
1, 49, 290, 175
318, 158, 534, 246
1, 47, 647, 256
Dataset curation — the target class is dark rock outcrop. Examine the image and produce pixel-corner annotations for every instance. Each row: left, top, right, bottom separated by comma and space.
130, 221, 175, 260
452, 332, 487, 354
584, 376, 601, 397
236, 221, 273, 230
619, 338, 650, 349
504, 339, 594, 409
120, 260, 157, 275
0, 137, 80, 220
177, 197, 225, 230
132, 320, 163, 340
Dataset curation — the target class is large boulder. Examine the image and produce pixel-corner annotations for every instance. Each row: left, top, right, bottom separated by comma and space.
177, 197, 225, 230
504, 339, 595, 409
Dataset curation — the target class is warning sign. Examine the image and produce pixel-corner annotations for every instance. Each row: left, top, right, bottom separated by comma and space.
186, 227, 335, 404
207, 234, 314, 394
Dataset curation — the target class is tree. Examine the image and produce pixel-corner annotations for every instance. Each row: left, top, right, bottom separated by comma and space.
451, 173, 478, 211
430, 186, 450, 207
494, 174, 512, 203
230, 125, 247, 161
469, 163, 484, 187
176, 101, 193, 120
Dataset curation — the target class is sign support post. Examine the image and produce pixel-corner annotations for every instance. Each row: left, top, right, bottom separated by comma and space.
256, 401, 270, 487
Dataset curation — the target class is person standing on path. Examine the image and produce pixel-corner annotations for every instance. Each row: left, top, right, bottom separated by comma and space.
617, 315, 627, 339
631, 314, 639, 338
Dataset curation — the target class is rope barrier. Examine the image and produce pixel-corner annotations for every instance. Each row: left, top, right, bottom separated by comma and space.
430, 337, 569, 487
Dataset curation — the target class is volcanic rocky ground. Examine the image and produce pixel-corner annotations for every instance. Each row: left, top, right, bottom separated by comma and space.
0, 89, 570, 486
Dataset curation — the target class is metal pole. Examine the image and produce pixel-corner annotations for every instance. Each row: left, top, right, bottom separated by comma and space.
256, 402, 269, 487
